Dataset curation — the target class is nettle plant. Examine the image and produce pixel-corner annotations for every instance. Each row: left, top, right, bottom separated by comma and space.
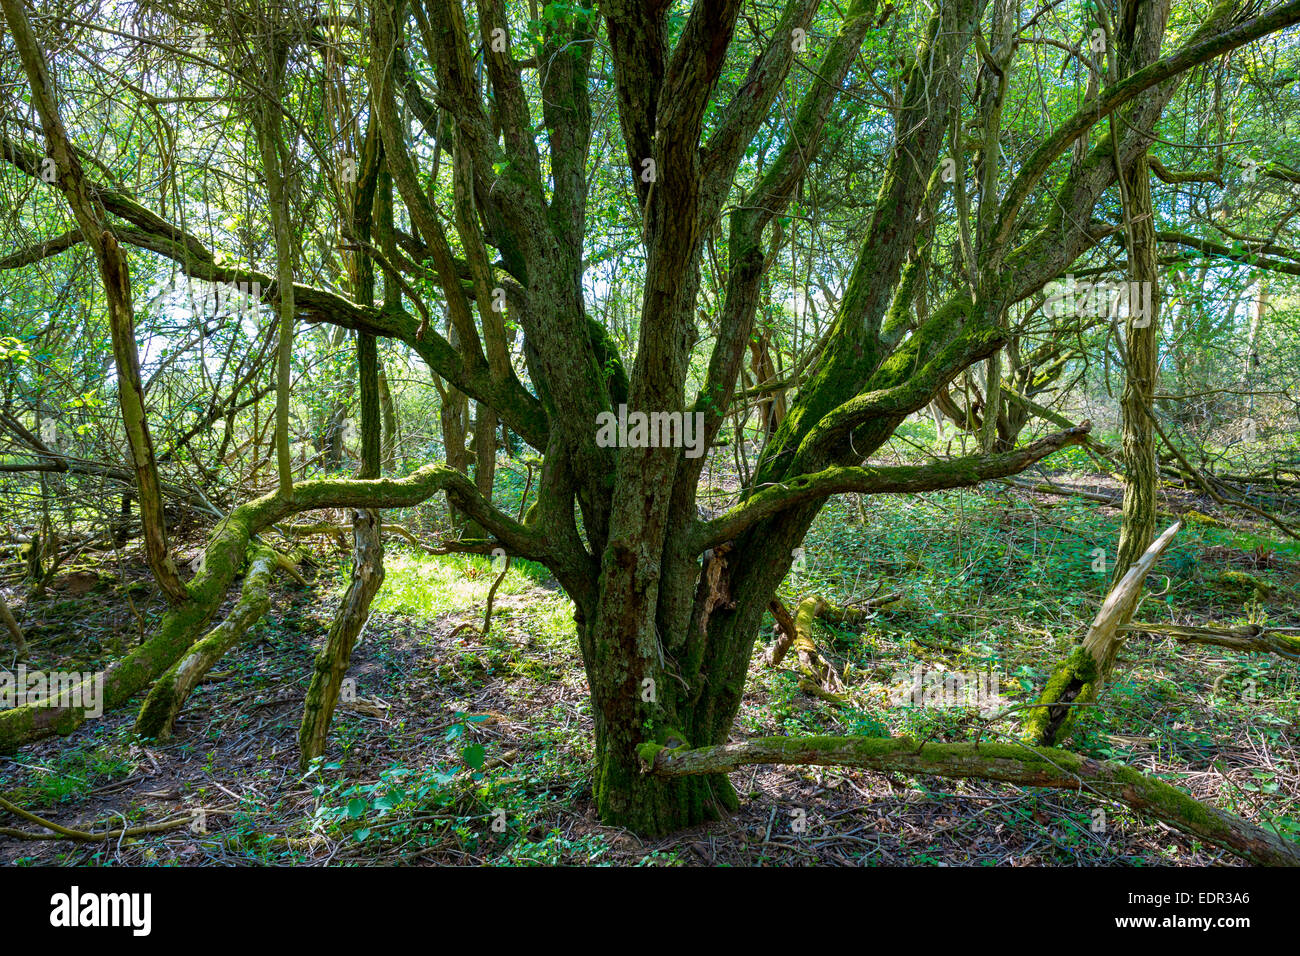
4, 0, 1300, 857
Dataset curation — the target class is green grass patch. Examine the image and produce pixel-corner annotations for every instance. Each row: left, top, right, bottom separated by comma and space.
372, 551, 548, 620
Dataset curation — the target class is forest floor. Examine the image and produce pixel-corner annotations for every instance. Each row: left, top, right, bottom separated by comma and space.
3, 465, 1300, 866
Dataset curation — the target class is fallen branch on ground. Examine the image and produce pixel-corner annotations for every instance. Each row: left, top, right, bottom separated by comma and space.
0, 793, 192, 841
1121, 621, 1300, 661
638, 735, 1300, 866
768, 593, 900, 701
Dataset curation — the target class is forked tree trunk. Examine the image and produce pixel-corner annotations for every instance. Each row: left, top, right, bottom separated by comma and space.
586, 503, 817, 835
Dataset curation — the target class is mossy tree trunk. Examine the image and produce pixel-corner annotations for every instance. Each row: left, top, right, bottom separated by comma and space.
1027, 0, 1173, 749
1113, 0, 1166, 586
300, 121, 388, 768
247, 20, 297, 501
356, 0, 1251, 838
135, 545, 278, 739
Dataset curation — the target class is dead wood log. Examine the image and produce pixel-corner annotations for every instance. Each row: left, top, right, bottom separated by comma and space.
0, 793, 191, 841
1024, 520, 1182, 747
639, 734, 1300, 866
768, 593, 901, 701
1121, 621, 1300, 661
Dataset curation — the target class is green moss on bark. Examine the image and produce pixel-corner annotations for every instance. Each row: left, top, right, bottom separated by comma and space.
1023, 645, 1100, 746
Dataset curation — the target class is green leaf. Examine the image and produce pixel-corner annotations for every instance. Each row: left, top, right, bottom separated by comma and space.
462, 743, 486, 770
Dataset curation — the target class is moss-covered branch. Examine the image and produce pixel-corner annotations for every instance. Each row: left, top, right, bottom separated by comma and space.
641, 735, 1300, 866
692, 424, 1091, 552
134, 545, 278, 739
993, 1, 1293, 250
0, 465, 543, 750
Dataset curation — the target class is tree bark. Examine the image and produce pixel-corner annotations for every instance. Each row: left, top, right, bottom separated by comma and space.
299, 126, 387, 767
0, 593, 27, 661
1026, 520, 1182, 746
250, 56, 297, 501
1113, 0, 1169, 581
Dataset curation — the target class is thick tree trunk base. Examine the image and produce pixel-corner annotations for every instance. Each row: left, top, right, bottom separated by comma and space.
595, 754, 738, 837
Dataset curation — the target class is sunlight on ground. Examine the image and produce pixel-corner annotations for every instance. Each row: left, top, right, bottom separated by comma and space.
373, 552, 534, 619
372, 552, 576, 646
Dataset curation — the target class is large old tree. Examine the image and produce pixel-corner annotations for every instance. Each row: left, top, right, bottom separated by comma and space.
4, 0, 1300, 854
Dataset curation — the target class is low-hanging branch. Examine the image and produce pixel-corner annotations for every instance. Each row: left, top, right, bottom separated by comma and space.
0, 463, 543, 750
692, 424, 1091, 552
639, 735, 1300, 867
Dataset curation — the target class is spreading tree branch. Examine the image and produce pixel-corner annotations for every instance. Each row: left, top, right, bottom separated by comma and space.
693, 423, 1091, 551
